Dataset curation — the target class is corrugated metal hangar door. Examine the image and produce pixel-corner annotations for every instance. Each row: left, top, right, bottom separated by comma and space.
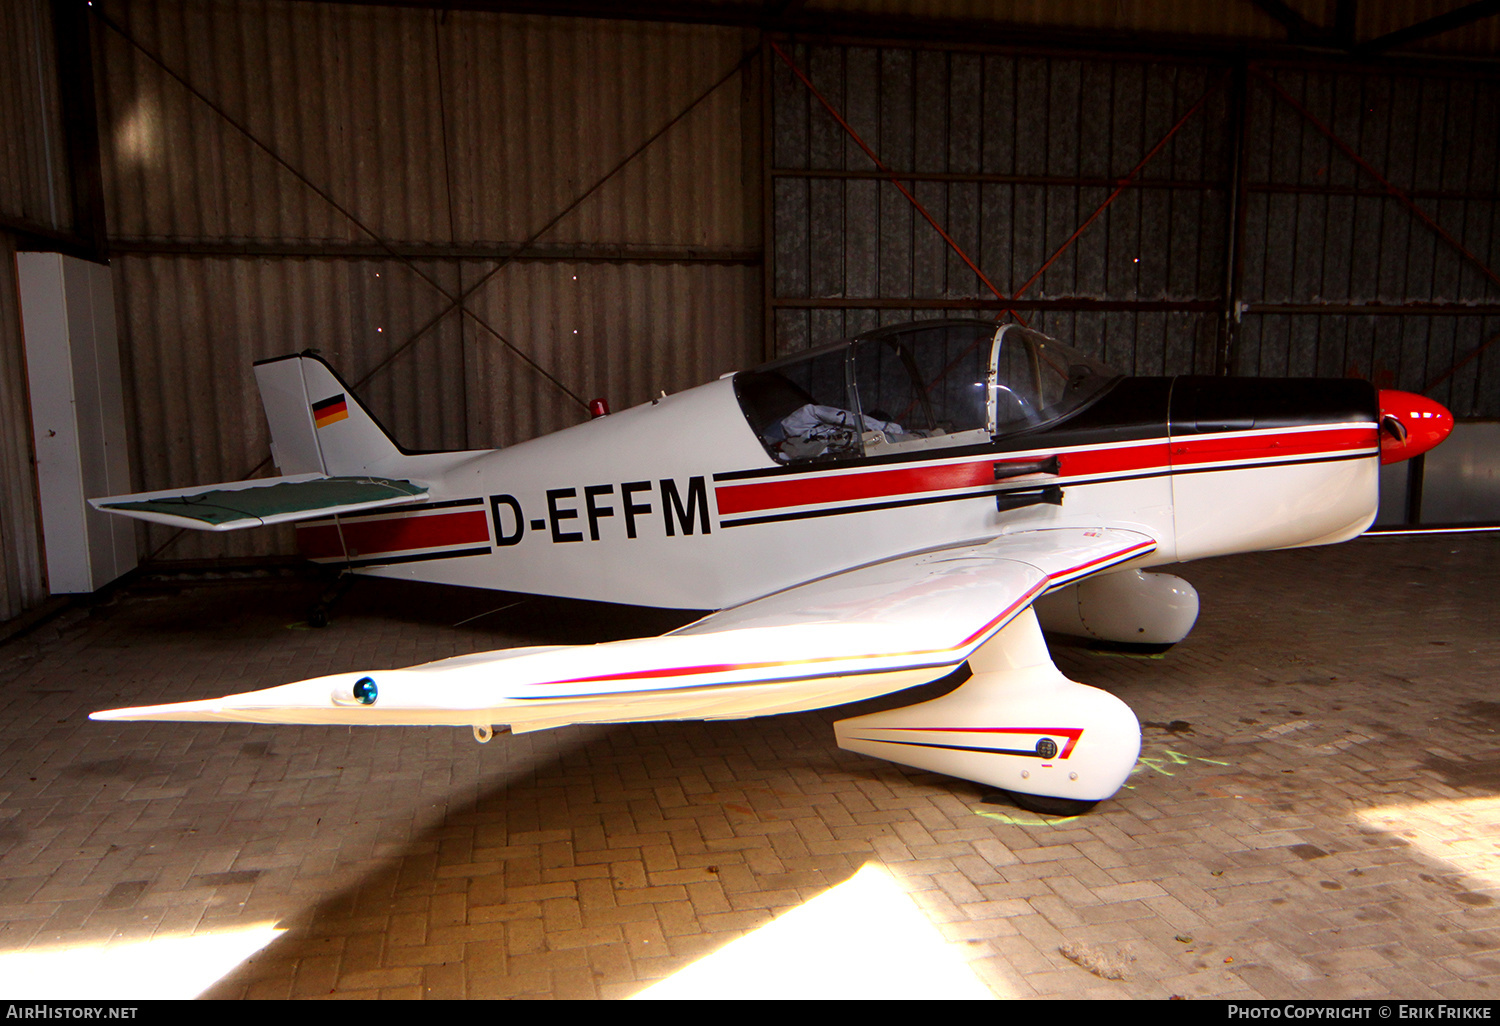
768, 42, 1500, 423
88, 2, 764, 564
770, 45, 1231, 375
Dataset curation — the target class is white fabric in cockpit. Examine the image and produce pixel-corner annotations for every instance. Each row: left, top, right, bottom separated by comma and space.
769, 404, 911, 459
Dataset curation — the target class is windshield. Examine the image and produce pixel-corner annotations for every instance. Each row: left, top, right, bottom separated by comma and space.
851, 322, 996, 456
989, 325, 1122, 433
733, 320, 1122, 465
732, 342, 861, 464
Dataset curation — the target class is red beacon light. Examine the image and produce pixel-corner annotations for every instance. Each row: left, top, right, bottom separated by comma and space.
1377, 390, 1453, 465
588, 397, 611, 419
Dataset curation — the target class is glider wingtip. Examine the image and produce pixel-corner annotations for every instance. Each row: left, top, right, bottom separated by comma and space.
89, 700, 226, 723
90, 710, 167, 724
90, 706, 161, 722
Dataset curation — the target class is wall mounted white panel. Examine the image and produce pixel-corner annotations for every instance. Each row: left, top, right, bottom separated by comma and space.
18, 252, 137, 593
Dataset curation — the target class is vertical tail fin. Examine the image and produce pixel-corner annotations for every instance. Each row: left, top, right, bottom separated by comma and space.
254, 353, 402, 477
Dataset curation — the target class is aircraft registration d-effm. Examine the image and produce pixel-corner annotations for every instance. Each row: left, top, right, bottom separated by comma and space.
90, 319, 1453, 815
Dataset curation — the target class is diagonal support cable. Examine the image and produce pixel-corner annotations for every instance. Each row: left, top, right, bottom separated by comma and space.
1251, 66, 1500, 398
353, 44, 761, 393
1422, 323, 1500, 396
96, 9, 588, 409
903, 75, 1223, 409
775, 38, 1220, 358
770, 40, 1014, 315
110, 18, 755, 560
1251, 66, 1500, 294
1010, 73, 1226, 304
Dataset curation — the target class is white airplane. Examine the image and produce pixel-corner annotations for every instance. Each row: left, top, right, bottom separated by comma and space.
89, 319, 1452, 814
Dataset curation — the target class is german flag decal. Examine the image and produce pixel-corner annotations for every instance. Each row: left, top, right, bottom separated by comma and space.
312, 394, 348, 429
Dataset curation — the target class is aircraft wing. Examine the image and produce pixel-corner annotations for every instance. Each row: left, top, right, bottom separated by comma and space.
90, 474, 429, 531
90, 527, 1154, 731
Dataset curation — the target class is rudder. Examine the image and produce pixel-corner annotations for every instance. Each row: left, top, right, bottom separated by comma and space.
254, 353, 402, 477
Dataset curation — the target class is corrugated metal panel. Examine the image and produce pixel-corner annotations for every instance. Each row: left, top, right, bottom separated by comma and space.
0, 233, 48, 619
804, 0, 1290, 42
1238, 65, 1500, 417
118, 254, 758, 562
0, 0, 70, 230
1358, 2, 1500, 56
771, 38, 1500, 415
770, 41, 1229, 376
95, 0, 756, 249
92, 0, 763, 564
808, 0, 1500, 54
461, 260, 760, 444
1419, 421, 1500, 522
1242, 67, 1500, 306
445, 13, 756, 247
771, 306, 1220, 375
114, 251, 473, 562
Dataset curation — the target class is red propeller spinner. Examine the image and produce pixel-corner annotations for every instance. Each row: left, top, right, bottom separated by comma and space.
1378, 390, 1454, 465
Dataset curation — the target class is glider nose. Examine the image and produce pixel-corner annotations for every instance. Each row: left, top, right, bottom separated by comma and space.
1378, 390, 1453, 464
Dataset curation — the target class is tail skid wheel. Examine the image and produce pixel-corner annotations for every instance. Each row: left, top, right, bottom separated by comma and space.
306, 572, 356, 629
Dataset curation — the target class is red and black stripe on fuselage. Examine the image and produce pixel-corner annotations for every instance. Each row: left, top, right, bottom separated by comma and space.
293, 375, 1379, 573
710, 376, 1380, 529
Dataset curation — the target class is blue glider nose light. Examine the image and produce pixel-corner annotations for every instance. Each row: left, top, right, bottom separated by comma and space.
353, 677, 378, 705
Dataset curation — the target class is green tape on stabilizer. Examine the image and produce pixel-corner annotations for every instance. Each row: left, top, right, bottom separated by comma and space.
102, 477, 427, 526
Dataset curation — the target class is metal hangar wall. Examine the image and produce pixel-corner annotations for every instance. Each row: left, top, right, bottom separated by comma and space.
2, 0, 1500, 621
769, 43, 1500, 413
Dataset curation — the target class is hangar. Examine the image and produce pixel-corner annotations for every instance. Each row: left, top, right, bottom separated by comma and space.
2, 0, 1499, 999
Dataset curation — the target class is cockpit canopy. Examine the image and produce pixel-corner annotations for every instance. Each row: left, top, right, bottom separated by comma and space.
734, 319, 1122, 465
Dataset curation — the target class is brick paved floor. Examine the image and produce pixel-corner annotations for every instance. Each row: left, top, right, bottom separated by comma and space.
0, 534, 1496, 999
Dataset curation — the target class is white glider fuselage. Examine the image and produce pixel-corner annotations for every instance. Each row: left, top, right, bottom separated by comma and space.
305, 374, 1378, 611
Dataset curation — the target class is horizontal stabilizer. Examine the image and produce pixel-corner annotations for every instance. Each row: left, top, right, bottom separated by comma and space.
91, 474, 428, 531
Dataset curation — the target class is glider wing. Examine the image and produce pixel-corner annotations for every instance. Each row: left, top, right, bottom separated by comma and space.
90, 527, 1154, 730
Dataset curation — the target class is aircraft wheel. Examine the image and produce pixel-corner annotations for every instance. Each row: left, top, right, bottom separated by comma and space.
1085, 639, 1175, 655
1003, 790, 1098, 817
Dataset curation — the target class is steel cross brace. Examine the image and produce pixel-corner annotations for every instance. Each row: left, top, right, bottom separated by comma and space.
1249, 66, 1500, 397
773, 40, 1223, 338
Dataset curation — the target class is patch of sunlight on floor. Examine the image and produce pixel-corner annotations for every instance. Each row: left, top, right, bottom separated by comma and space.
633, 862, 1003, 1000
1355, 796, 1500, 894
0, 923, 286, 999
